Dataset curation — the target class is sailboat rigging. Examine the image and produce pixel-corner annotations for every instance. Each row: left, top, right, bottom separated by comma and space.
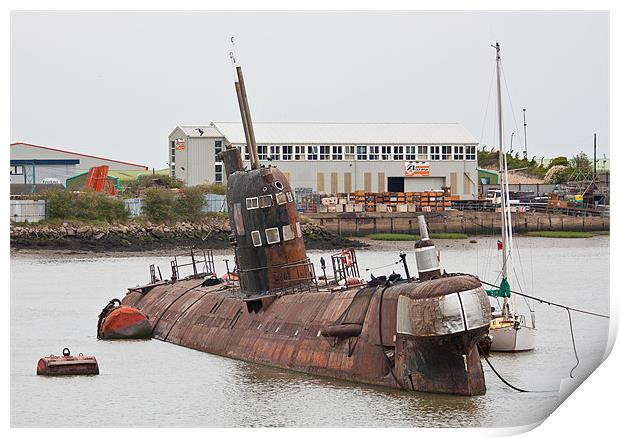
486, 42, 537, 352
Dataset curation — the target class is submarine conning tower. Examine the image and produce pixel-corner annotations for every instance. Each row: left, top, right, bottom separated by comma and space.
222, 148, 313, 296
220, 48, 313, 296
414, 215, 442, 281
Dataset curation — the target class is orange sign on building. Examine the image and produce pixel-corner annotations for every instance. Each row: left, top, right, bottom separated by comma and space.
404, 161, 430, 177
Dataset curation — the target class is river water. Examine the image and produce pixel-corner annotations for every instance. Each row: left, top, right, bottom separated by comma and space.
10, 237, 609, 427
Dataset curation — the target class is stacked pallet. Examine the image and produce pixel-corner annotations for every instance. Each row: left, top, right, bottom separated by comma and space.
315, 188, 461, 213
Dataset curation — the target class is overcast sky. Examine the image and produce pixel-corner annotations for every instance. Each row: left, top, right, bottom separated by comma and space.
11, 10, 609, 169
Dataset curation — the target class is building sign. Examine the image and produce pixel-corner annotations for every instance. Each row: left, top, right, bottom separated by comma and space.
175, 139, 186, 151
404, 161, 430, 177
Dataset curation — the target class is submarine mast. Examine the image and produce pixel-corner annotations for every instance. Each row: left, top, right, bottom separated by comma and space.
220, 38, 314, 296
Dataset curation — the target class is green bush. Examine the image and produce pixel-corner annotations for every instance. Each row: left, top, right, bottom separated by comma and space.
550, 156, 569, 167
137, 174, 184, 189
74, 190, 128, 221
173, 187, 206, 221
142, 188, 175, 222
41, 189, 127, 221
43, 190, 77, 219
195, 183, 226, 195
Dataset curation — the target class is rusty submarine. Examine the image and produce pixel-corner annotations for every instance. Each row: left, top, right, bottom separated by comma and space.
97, 47, 492, 396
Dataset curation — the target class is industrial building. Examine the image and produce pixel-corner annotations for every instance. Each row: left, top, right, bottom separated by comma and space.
168, 122, 479, 199
10, 142, 149, 187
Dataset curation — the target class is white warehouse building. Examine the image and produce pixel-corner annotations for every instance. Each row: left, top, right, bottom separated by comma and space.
168, 122, 479, 199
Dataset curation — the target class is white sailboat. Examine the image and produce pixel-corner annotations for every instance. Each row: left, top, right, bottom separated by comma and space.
487, 42, 536, 352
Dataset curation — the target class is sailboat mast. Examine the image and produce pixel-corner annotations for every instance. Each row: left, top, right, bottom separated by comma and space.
494, 42, 508, 281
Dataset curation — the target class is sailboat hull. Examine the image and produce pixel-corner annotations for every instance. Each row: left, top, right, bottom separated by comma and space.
490, 325, 536, 352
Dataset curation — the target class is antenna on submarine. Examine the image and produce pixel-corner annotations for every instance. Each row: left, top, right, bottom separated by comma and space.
230, 37, 260, 170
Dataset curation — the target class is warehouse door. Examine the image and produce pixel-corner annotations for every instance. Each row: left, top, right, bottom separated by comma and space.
387, 177, 404, 192
404, 177, 445, 192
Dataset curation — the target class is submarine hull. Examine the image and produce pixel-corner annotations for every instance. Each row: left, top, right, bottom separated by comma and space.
120, 275, 490, 395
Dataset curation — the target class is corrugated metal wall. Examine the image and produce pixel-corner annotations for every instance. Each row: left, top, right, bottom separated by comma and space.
10, 200, 46, 222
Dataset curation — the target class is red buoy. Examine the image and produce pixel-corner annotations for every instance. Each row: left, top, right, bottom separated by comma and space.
37, 348, 99, 376
97, 299, 151, 339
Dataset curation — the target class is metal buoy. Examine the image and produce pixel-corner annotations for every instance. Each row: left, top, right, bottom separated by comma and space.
97, 299, 151, 339
37, 348, 99, 376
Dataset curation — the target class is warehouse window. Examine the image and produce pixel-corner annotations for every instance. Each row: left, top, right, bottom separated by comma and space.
441, 146, 452, 160
269, 145, 280, 160
381, 146, 392, 160
332, 145, 343, 160
418, 146, 429, 160
466, 146, 476, 160
251, 230, 262, 247
282, 146, 293, 160
405, 146, 416, 161
453, 146, 464, 160
393, 146, 404, 160
320, 145, 330, 160
356, 145, 367, 160
258, 145, 268, 160
265, 227, 281, 244
246, 197, 259, 209
215, 163, 223, 183
344, 146, 355, 160
243, 145, 250, 161
215, 140, 223, 158
368, 146, 379, 160
282, 224, 295, 241
308, 146, 318, 160
10, 165, 23, 175
259, 195, 273, 208
276, 192, 288, 205
295, 145, 306, 160
430, 146, 440, 160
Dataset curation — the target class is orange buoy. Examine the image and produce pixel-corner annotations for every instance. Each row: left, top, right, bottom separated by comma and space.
37, 348, 99, 376
97, 299, 151, 339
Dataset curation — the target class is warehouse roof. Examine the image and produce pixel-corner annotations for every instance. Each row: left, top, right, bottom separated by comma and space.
201, 122, 478, 145
10, 142, 148, 169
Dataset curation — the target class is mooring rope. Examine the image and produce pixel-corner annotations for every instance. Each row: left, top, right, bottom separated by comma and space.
482, 354, 555, 393
566, 308, 580, 378
477, 278, 610, 319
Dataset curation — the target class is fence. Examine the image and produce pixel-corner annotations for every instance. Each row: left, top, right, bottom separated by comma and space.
124, 194, 228, 217
203, 194, 227, 213
124, 198, 144, 217
10, 200, 46, 223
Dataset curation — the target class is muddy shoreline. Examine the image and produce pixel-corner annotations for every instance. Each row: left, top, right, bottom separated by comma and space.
10, 220, 366, 255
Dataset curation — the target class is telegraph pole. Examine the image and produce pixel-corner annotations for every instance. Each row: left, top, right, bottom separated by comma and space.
522, 108, 528, 160
593, 133, 597, 180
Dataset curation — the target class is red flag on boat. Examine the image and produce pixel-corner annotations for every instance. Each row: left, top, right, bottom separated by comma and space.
497, 240, 503, 250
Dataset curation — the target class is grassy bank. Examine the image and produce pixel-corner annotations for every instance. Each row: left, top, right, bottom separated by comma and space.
368, 233, 468, 241
525, 231, 598, 238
